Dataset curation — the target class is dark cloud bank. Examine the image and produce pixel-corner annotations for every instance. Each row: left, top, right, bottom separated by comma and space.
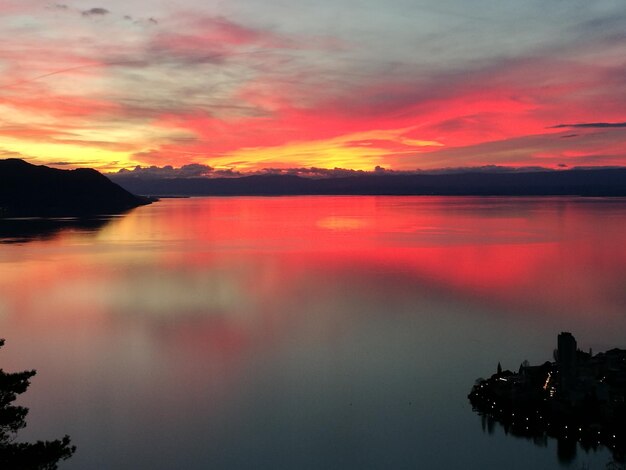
115, 164, 239, 179
112, 164, 563, 181
82, 8, 110, 17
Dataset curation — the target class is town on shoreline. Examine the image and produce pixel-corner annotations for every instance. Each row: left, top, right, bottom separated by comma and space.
469, 333, 626, 463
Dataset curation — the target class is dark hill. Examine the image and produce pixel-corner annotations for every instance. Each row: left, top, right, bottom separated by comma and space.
111, 168, 626, 197
0, 159, 151, 217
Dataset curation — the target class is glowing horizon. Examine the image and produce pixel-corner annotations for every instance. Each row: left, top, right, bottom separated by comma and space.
1, 1, 626, 173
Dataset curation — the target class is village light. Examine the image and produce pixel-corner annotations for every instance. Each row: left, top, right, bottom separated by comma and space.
468, 332, 626, 456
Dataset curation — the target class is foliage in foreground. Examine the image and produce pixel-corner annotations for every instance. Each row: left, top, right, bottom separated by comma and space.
0, 339, 75, 469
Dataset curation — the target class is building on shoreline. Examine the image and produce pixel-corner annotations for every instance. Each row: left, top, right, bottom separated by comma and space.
469, 332, 626, 461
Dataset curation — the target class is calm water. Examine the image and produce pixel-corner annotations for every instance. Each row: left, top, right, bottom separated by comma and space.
1, 196, 626, 469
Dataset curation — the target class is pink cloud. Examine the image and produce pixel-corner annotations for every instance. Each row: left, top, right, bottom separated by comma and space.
149, 15, 296, 65
138, 44, 626, 170
2, 4, 625, 171
1, 93, 120, 118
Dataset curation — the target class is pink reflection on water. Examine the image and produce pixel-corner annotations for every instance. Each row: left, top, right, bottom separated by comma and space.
103, 196, 626, 316
1, 197, 626, 469
2, 197, 626, 335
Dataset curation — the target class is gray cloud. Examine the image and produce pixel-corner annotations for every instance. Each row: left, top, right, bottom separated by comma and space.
82, 8, 110, 17
258, 167, 366, 178
551, 122, 626, 129
113, 163, 241, 179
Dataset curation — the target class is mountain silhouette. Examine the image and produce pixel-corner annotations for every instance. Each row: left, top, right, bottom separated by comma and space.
0, 159, 151, 217
111, 168, 626, 197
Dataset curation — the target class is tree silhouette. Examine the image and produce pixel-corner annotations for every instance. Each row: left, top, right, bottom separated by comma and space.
0, 339, 75, 469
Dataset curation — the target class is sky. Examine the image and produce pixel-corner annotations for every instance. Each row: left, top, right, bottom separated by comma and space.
1, 0, 626, 175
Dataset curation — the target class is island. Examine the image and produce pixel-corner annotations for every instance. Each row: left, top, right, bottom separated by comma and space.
469, 333, 626, 461
0, 158, 151, 217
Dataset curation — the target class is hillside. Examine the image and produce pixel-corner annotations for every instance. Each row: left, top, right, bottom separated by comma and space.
0, 159, 151, 217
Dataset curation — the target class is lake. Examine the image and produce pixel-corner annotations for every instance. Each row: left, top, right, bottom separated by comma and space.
1, 196, 625, 469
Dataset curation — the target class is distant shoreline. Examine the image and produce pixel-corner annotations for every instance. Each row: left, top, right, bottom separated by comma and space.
111, 168, 626, 198
133, 194, 626, 200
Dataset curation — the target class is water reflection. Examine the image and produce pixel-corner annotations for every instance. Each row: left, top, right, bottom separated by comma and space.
477, 413, 625, 467
0, 196, 625, 469
0, 216, 117, 244
475, 397, 625, 464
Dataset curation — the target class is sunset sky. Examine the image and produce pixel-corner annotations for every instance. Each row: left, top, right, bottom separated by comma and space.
1, 0, 626, 174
